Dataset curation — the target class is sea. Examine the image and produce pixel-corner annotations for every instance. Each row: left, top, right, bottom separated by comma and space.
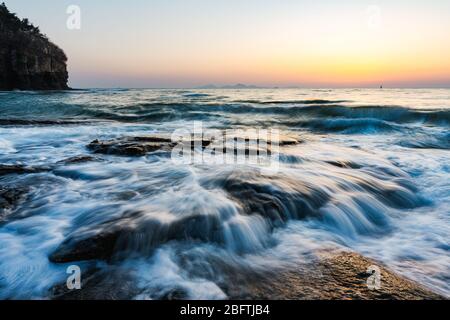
0, 88, 448, 299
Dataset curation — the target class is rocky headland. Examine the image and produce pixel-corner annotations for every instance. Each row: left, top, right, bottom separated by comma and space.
0, 3, 69, 90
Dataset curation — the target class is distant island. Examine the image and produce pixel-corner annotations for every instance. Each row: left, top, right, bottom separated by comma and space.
0, 2, 69, 90
195, 84, 302, 89
196, 83, 264, 89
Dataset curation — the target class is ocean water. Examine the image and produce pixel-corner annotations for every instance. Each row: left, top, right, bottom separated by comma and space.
0, 88, 449, 299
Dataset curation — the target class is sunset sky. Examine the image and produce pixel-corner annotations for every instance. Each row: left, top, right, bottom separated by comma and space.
6, 0, 450, 88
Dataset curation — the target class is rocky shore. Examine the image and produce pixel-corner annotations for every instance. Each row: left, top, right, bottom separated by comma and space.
0, 132, 445, 300
0, 3, 69, 90
232, 251, 444, 300
51, 251, 444, 300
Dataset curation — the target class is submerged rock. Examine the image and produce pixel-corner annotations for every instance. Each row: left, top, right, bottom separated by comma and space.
57, 155, 99, 165
0, 3, 69, 90
325, 160, 362, 169
0, 164, 48, 176
49, 229, 122, 263
0, 186, 28, 218
225, 132, 302, 146
49, 211, 227, 263
52, 266, 139, 300
214, 172, 330, 226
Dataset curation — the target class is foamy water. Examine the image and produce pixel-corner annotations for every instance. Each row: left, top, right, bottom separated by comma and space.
0, 88, 448, 299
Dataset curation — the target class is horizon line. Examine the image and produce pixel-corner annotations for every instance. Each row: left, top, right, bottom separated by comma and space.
68, 86, 450, 90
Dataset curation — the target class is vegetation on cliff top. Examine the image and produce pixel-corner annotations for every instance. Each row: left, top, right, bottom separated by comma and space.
0, 2, 41, 34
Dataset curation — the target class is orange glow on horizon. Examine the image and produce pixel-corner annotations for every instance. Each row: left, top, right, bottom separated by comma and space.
54, 1, 450, 87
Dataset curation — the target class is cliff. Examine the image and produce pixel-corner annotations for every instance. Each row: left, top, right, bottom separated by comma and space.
0, 3, 69, 90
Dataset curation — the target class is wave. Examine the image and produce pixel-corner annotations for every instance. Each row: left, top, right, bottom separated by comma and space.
99, 103, 450, 127
183, 93, 211, 98
296, 105, 450, 126
1, 95, 448, 129
287, 117, 401, 133
234, 99, 349, 105
44, 157, 425, 266
0, 89, 449, 299
398, 132, 450, 150
225, 104, 449, 127
0, 118, 93, 126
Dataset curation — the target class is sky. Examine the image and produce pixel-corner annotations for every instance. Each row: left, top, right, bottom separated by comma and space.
5, 0, 450, 88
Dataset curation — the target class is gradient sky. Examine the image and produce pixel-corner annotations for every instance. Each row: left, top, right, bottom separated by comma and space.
5, 0, 450, 88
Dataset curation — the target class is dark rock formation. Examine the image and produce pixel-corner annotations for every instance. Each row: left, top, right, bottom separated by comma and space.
220, 173, 330, 225
49, 228, 122, 263
0, 164, 49, 176
325, 160, 363, 169
86, 133, 301, 158
57, 155, 100, 165
51, 266, 140, 300
87, 136, 176, 157
49, 211, 226, 263
0, 3, 69, 90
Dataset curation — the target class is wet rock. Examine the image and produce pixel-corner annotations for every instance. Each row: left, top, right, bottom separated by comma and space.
0, 187, 28, 218
206, 133, 301, 156
53, 250, 444, 300
223, 133, 301, 146
231, 251, 444, 300
57, 155, 99, 165
218, 173, 330, 225
51, 266, 139, 300
86, 133, 301, 158
49, 229, 123, 263
354, 176, 424, 209
49, 211, 227, 263
87, 135, 216, 157
51, 265, 187, 300
325, 160, 362, 169
0, 164, 48, 176
87, 136, 176, 156
159, 287, 190, 300
49, 210, 156, 263
207, 146, 272, 156
274, 135, 302, 146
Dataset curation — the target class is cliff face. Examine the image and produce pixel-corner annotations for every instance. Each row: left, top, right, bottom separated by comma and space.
0, 3, 69, 90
